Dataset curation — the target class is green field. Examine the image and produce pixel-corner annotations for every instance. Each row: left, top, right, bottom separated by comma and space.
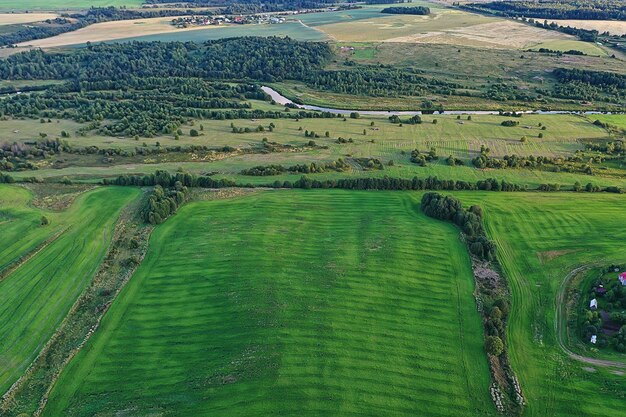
459, 192, 626, 417
112, 21, 329, 44
43, 190, 495, 417
6, 112, 626, 190
0, 186, 60, 271
0, 0, 141, 11
0, 185, 138, 393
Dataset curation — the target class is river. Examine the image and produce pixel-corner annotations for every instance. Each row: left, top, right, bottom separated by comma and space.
261, 86, 620, 116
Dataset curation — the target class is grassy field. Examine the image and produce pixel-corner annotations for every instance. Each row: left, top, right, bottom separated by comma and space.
0, 0, 140, 11
0, 185, 138, 393
3, 112, 607, 154
0, 12, 58, 24
43, 190, 495, 417
5, 112, 625, 189
592, 114, 626, 131
312, 6, 576, 49
532, 39, 607, 56
18, 19, 328, 48
548, 19, 626, 36
458, 192, 626, 417
0, 186, 59, 271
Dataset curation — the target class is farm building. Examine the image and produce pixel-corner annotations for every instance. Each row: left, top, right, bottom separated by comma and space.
590, 335, 597, 344
619, 272, 626, 286
590, 299, 598, 310
595, 285, 607, 296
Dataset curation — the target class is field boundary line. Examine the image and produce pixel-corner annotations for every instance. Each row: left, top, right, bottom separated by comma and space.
555, 264, 626, 369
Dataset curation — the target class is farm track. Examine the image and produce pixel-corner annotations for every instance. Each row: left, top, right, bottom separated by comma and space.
555, 264, 626, 369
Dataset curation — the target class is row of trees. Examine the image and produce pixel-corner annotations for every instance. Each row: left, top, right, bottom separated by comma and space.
103, 169, 528, 192
381, 6, 430, 15
420, 191, 521, 411
240, 159, 351, 176
420, 192, 496, 261
465, 1, 626, 22
144, 183, 189, 224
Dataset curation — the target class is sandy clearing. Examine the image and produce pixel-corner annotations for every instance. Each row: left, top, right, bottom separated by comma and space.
16, 16, 222, 48
548, 19, 626, 36
0, 12, 58, 25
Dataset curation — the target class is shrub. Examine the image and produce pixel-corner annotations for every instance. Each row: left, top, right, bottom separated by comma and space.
486, 335, 504, 356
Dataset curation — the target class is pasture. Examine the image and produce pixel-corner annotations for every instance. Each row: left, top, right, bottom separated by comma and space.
0, 185, 138, 393
0, 0, 140, 11
0, 13, 58, 24
18, 19, 328, 48
43, 190, 495, 417
314, 8, 575, 49
458, 192, 626, 417
548, 19, 626, 36
5, 112, 625, 190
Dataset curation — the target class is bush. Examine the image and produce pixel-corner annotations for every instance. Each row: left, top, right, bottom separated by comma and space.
40, 216, 49, 226
190, 129, 199, 137
486, 335, 504, 356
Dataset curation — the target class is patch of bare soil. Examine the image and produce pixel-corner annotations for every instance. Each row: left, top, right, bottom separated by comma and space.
537, 249, 578, 264
191, 187, 257, 201
25, 183, 96, 211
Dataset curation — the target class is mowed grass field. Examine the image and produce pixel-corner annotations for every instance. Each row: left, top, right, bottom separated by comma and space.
548, 19, 626, 36
458, 192, 626, 417
0, 185, 138, 393
0, 13, 58, 24
0, 0, 140, 11
311, 6, 579, 50
43, 190, 495, 417
0, 186, 60, 271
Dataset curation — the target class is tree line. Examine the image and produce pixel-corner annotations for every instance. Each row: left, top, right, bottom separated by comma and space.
381, 6, 430, 15
420, 191, 522, 412
464, 1, 626, 22
144, 183, 189, 224
240, 159, 351, 176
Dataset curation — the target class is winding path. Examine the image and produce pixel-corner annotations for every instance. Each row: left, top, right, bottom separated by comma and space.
555, 264, 626, 369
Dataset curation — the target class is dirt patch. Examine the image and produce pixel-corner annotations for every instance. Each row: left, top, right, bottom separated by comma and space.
537, 249, 578, 264
25, 183, 95, 211
191, 187, 257, 201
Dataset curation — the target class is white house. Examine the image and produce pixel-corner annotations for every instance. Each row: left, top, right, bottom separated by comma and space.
590, 335, 597, 344
590, 299, 598, 310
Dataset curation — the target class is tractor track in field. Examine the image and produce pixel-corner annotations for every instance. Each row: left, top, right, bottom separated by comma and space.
555, 264, 626, 369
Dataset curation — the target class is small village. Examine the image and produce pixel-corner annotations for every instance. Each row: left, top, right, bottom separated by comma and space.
170, 4, 361, 29
583, 268, 626, 352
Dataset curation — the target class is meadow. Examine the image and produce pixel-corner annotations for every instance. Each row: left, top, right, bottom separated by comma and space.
548, 20, 626, 36
458, 192, 626, 417
0, 0, 140, 11
0, 185, 138, 393
43, 190, 495, 417
6, 111, 623, 190
0, 13, 58, 24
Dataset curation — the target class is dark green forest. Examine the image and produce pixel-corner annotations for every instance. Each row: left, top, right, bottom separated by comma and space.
465, 0, 626, 21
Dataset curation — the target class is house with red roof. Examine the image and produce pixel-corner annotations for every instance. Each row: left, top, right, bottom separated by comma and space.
619, 272, 626, 286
